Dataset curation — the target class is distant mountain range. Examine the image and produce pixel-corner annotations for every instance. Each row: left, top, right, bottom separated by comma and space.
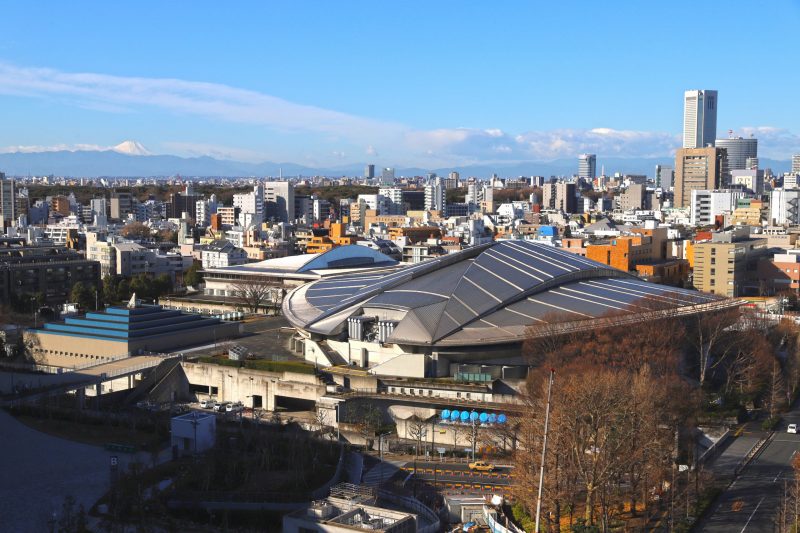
0, 144, 792, 179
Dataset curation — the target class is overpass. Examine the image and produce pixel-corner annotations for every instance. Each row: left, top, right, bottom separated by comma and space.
0, 355, 180, 407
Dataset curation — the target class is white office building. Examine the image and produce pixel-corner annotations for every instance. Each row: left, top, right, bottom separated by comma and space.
424, 178, 446, 212
690, 189, 747, 226
378, 187, 404, 215
771, 188, 800, 226
357, 194, 389, 215
683, 89, 718, 149
578, 153, 596, 180
233, 184, 264, 226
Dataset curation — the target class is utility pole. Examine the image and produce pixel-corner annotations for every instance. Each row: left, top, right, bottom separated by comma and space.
535, 369, 555, 533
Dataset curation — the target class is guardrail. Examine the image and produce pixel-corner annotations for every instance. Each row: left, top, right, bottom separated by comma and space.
733, 432, 772, 477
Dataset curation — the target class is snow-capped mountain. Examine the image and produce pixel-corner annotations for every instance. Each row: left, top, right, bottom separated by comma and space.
112, 140, 151, 156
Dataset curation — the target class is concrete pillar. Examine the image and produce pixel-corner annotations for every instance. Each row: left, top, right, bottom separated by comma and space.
128, 375, 133, 389
76, 388, 85, 409
267, 381, 276, 411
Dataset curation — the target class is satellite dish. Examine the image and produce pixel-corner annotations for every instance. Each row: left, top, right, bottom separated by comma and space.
441, 409, 451, 420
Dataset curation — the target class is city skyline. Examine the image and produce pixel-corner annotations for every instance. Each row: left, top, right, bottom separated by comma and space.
0, 2, 798, 168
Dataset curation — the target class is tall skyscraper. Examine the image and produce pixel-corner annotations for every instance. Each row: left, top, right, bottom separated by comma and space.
674, 147, 727, 207
715, 136, 757, 171
364, 164, 375, 179
683, 90, 718, 148
381, 167, 395, 184
0, 172, 15, 225
578, 154, 596, 180
792, 154, 800, 174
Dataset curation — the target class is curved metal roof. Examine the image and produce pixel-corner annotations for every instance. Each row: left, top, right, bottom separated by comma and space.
283, 240, 735, 347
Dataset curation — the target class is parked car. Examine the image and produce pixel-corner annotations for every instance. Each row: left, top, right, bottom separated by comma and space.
788, 423, 797, 434
213, 402, 229, 412
226, 402, 244, 413
200, 399, 215, 409
468, 460, 495, 472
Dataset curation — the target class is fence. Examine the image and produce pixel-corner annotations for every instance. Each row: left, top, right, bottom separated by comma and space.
376, 488, 440, 533
484, 506, 526, 533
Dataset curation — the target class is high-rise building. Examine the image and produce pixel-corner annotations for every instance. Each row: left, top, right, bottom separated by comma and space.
792, 154, 800, 174
233, 183, 264, 226
110, 191, 133, 221
542, 182, 577, 213
264, 181, 295, 222
715, 136, 757, 171
674, 147, 728, 208
578, 154, 596, 180
683, 90, 718, 148
365, 164, 375, 179
0, 172, 15, 225
378, 187, 404, 215
424, 178, 446, 212
381, 167, 395, 184
655, 165, 674, 190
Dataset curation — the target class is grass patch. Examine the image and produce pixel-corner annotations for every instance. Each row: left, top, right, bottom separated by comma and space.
196, 356, 315, 375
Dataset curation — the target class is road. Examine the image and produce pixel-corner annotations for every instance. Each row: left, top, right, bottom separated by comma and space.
700, 415, 800, 532
402, 459, 513, 493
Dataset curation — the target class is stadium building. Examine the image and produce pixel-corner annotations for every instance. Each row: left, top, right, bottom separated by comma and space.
284, 240, 738, 379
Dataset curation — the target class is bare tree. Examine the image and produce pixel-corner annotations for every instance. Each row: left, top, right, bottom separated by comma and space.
407, 414, 428, 458
688, 309, 740, 386
231, 278, 275, 314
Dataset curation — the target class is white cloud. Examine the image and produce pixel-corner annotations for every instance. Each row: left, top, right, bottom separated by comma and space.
737, 126, 800, 159
0, 143, 109, 154
1, 62, 796, 167
159, 141, 266, 162
0, 62, 406, 143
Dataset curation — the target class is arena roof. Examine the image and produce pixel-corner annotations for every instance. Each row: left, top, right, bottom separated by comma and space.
283, 240, 738, 347
202, 245, 399, 279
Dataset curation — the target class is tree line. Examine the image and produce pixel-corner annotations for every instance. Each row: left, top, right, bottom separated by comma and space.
512, 301, 800, 531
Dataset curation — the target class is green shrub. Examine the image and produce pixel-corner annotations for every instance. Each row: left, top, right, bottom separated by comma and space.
762, 417, 780, 431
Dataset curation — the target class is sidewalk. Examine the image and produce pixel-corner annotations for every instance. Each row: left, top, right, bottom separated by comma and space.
703, 425, 763, 483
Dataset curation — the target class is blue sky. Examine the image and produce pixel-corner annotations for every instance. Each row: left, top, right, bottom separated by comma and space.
0, 1, 798, 168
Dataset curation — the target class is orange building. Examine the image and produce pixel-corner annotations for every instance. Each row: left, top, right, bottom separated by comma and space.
305, 223, 358, 254
51, 195, 71, 216
586, 235, 655, 272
